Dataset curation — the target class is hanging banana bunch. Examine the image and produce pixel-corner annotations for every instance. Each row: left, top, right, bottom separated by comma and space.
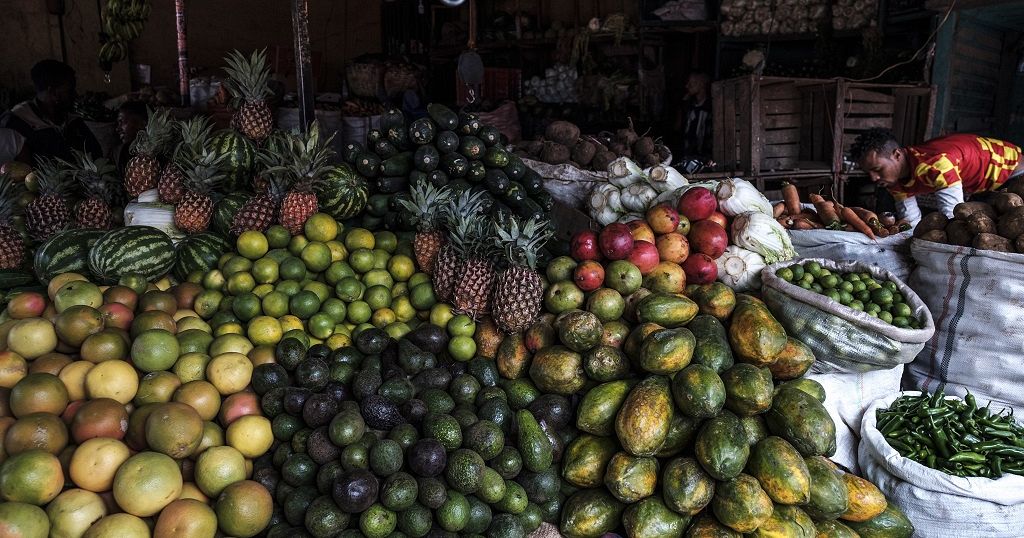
98, 0, 152, 68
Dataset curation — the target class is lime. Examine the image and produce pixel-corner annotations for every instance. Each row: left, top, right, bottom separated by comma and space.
304, 213, 339, 242
391, 296, 416, 322
227, 272, 256, 295
821, 274, 840, 289
282, 329, 310, 349
408, 273, 430, 289
325, 261, 355, 285
839, 280, 854, 293
275, 280, 302, 297
232, 292, 263, 321
448, 335, 475, 361
289, 291, 321, 319
193, 290, 224, 319
203, 270, 226, 291
776, 267, 794, 282
447, 315, 476, 337
810, 283, 823, 294
222, 256, 253, 276
349, 249, 375, 274
372, 231, 395, 253
430, 303, 454, 328
892, 316, 910, 328
865, 302, 882, 314
345, 228, 375, 251
893, 303, 913, 318
288, 235, 309, 257
855, 290, 871, 303
326, 333, 352, 350
884, 280, 899, 292
266, 225, 291, 249
383, 322, 411, 340
391, 282, 408, 298
852, 281, 867, 293
301, 242, 332, 273
409, 283, 437, 311
326, 241, 348, 263
303, 281, 332, 303
365, 286, 393, 311
308, 313, 336, 340
335, 277, 365, 302
790, 264, 805, 281
279, 257, 307, 281
320, 298, 347, 323
798, 281, 812, 290
870, 287, 893, 306
878, 311, 894, 323
252, 258, 280, 284
387, 255, 415, 282
363, 269, 394, 289
216, 322, 244, 337
371, 308, 397, 328
372, 250, 390, 270
279, 316, 305, 334
266, 248, 291, 263
825, 289, 841, 303
347, 301, 372, 324
252, 283, 274, 298
237, 231, 269, 260
248, 316, 283, 346
803, 261, 822, 277
848, 300, 864, 311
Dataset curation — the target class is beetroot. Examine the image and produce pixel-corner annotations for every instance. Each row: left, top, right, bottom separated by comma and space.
677, 187, 717, 221
682, 254, 718, 284
599, 223, 635, 260
689, 220, 729, 258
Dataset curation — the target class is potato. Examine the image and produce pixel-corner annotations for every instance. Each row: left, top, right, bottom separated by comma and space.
973, 233, 1012, 252
539, 142, 570, 165
592, 151, 617, 172
945, 220, 974, 246
953, 201, 996, 221
633, 136, 655, 158
520, 140, 544, 156
571, 139, 597, 167
913, 211, 949, 238
997, 206, 1024, 240
918, 230, 948, 243
1007, 180, 1024, 199
993, 192, 1024, 214
966, 213, 997, 235
545, 121, 580, 147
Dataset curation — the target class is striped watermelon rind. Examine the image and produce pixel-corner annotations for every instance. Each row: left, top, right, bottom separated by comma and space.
33, 229, 106, 283
211, 129, 257, 192
318, 164, 369, 220
88, 226, 176, 284
211, 193, 251, 236
174, 232, 232, 281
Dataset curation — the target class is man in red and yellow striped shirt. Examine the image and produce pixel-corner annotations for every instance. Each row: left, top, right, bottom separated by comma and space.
851, 128, 1023, 225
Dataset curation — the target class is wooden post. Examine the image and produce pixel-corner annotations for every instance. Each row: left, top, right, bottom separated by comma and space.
175, 0, 190, 107
291, 0, 315, 132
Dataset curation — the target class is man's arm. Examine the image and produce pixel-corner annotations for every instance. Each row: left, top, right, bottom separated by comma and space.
933, 183, 964, 219
896, 196, 922, 227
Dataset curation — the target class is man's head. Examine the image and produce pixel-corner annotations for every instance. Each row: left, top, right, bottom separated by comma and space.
850, 128, 909, 188
686, 72, 710, 99
117, 101, 148, 145
31, 60, 77, 114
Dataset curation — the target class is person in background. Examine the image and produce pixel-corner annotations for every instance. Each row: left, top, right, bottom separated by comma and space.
851, 128, 1024, 225
0, 60, 101, 163
114, 101, 148, 176
678, 72, 712, 158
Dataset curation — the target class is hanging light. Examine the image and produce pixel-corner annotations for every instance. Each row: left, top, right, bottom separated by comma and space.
440, 0, 466, 6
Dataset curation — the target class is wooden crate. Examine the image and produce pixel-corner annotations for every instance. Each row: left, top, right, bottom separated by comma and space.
836, 81, 936, 163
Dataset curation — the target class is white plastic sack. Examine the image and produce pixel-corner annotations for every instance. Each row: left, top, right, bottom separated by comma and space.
789, 229, 914, 281
124, 196, 184, 243
906, 239, 1024, 417
761, 258, 935, 374
860, 391, 1024, 537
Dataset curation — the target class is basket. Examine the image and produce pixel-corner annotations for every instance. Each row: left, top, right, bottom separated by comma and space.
383, 64, 419, 98
346, 62, 383, 99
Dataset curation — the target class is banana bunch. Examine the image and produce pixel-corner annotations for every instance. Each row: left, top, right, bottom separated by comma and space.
99, 0, 150, 64
98, 40, 130, 63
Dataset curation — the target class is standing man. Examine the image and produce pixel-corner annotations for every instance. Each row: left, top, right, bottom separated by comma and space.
851, 128, 1023, 225
0, 60, 101, 163
675, 72, 712, 159
113, 101, 148, 176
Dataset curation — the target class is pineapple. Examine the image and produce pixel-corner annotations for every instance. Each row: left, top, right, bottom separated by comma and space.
230, 177, 284, 235
25, 156, 73, 242
447, 191, 496, 319
264, 123, 335, 235
173, 151, 227, 234
491, 215, 552, 333
0, 174, 27, 269
223, 49, 274, 143
396, 182, 454, 274
67, 150, 119, 229
432, 243, 460, 303
159, 116, 214, 204
125, 107, 174, 198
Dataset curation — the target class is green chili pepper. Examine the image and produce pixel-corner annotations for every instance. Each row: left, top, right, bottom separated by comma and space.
949, 451, 988, 464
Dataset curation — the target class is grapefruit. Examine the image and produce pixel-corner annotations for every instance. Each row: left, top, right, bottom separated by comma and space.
81, 513, 149, 538
112, 451, 183, 517
0, 449, 64, 505
54, 305, 105, 348
153, 498, 218, 538
0, 350, 28, 388
145, 402, 204, 459
195, 445, 247, 497
0, 501, 49, 538
6, 318, 58, 360
172, 380, 222, 421
84, 360, 138, 404
69, 438, 131, 492
214, 480, 273, 538
70, 398, 128, 443
134, 370, 182, 405
206, 352, 253, 395
45, 488, 107, 538
57, 361, 94, 401
131, 329, 180, 372
4, 413, 69, 455
178, 482, 209, 503
225, 415, 273, 458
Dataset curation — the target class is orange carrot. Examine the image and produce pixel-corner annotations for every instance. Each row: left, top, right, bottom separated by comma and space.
773, 202, 786, 218
809, 194, 841, 230
851, 207, 884, 233
841, 206, 875, 239
782, 182, 801, 216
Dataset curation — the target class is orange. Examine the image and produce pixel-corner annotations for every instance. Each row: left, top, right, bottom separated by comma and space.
0, 351, 28, 389
6, 318, 57, 359
112, 451, 183, 517
145, 402, 204, 459
0, 501, 49, 538
304, 213, 339, 242
236, 231, 269, 261
225, 415, 273, 458
153, 498, 218, 538
0, 449, 64, 505
57, 361, 93, 401
134, 370, 182, 405
45, 488, 107, 538
4, 413, 69, 456
195, 445, 246, 497
69, 438, 130, 492
206, 352, 253, 395
82, 513, 149, 538
172, 380, 222, 421
9, 373, 68, 418
84, 360, 138, 404
374, 230, 398, 253
214, 480, 273, 538
387, 254, 415, 282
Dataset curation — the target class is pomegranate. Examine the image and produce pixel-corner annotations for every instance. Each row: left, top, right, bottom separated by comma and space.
689, 220, 729, 258
570, 230, 602, 261
574, 260, 606, 292
627, 220, 656, 244
599, 223, 635, 260
627, 241, 660, 275
682, 254, 718, 285
677, 187, 717, 221
645, 204, 680, 234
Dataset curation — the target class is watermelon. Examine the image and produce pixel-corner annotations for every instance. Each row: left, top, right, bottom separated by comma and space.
33, 229, 105, 283
0, 269, 35, 290
212, 193, 251, 236
174, 232, 232, 281
211, 129, 257, 192
318, 164, 369, 220
88, 226, 176, 284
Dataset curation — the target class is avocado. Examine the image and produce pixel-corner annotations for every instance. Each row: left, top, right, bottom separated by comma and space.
516, 410, 553, 473
352, 367, 383, 401
502, 378, 540, 410
361, 394, 405, 431
328, 410, 365, 447
295, 357, 329, 391
261, 387, 287, 417
477, 398, 514, 435
253, 466, 281, 496
340, 443, 369, 471
400, 398, 428, 424
408, 438, 447, 477
464, 420, 505, 461
448, 374, 481, 407
276, 338, 307, 371
423, 413, 463, 451
316, 460, 344, 494
369, 439, 404, 477
492, 446, 523, 479
282, 453, 318, 486
397, 503, 433, 537
451, 406, 479, 429
397, 339, 433, 375
284, 485, 319, 525
417, 476, 448, 509
304, 495, 350, 538
322, 381, 350, 403
307, 343, 331, 362
412, 368, 452, 392
388, 423, 419, 450
307, 427, 342, 465
378, 377, 415, 405
283, 387, 312, 416
467, 357, 499, 388
445, 448, 486, 494
302, 393, 339, 428
329, 346, 363, 367
356, 328, 391, 355
419, 388, 456, 415
517, 466, 561, 504
488, 513, 525, 538
381, 472, 419, 512
332, 468, 379, 513
527, 394, 573, 430
252, 362, 291, 395
405, 325, 448, 355
475, 386, 507, 406
464, 495, 494, 534
290, 428, 312, 453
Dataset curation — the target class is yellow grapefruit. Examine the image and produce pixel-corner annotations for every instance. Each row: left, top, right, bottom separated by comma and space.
112, 451, 183, 517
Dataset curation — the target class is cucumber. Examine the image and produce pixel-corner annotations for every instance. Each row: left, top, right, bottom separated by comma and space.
341, 142, 364, 164
436, 131, 460, 154
427, 103, 459, 130
413, 145, 440, 173
484, 169, 510, 194
372, 138, 399, 159
381, 153, 413, 176
356, 152, 382, 178
427, 169, 450, 187
523, 170, 544, 194
466, 160, 487, 183
458, 112, 481, 135
533, 190, 554, 212
504, 156, 527, 181
459, 136, 485, 160
408, 117, 437, 145
503, 182, 527, 205
441, 154, 469, 178
478, 125, 501, 146
448, 179, 472, 194
513, 198, 545, 221
376, 176, 409, 194
484, 146, 510, 168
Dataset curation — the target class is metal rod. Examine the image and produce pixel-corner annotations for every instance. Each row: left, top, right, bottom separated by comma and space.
58, 13, 68, 63
291, 0, 316, 132
175, 0, 190, 107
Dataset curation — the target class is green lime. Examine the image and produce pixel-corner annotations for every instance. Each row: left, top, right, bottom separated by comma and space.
266, 225, 291, 248
222, 255, 253, 276
408, 273, 430, 289
390, 296, 416, 322
893, 303, 913, 318
790, 264, 805, 281
308, 313, 336, 340
839, 281, 854, 293
237, 231, 270, 260
878, 311, 894, 323
372, 249, 390, 270
855, 290, 871, 303
282, 329, 310, 348
848, 300, 864, 311
837, 291, 853, 305
801, 272, 814, 285
325, 261, 356, 285
275, 279, 302, 297
391, 282, 408, 298
301, 242, 333, 272
349, 249, 375, 274
347, 301, 372, 324
387, 255, 415, 282
870, 288, 894, 306
266, 248, 291, 263
335, 277, 365, 302
865, 302, 882, 314
803, 261, 822, 277
821, 274, 840, 289
409, 282, 437, 311
374, 231, 398, 253
825, 290, 841, 302
261, 291, 289, 318
799, 281, 812, 290
776, 267, 794, 282
280, 257, 307, 281
447, 314, 476, 337
852, 281, 867, 293
362, 269, 394, 289
893, 292, 905, 304
202, 270, 225, 291
892, 316, 910, 328
810, 283, 823, 293
226, 272, 256, 295
448, 335, 476, 361
303, 281, 332, 303
232, 292, 263, 321
818, 269, 831, 278
288, 235, 309, 257
252, 258, 280, 284
320, 298, 348, 323
845, 272, 861, 282
364, 285, 393, 311
289, 290, 322, 319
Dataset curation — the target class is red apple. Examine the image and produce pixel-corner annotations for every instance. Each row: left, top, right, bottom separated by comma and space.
645, 204, 680, 234
627, 220, 656, 244
574, 260, 606, 291
599, 223, 635, 260
570, 230, 602, 261
677, 187, 717, 221
628, 241, 660, 275
682, 253, 718, 284
706, 211, 729, 230
689, 220, 729, 259
655, 232, 690, 264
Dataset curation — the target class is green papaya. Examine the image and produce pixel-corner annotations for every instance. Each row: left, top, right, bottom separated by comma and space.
560, 489, 624, 538
561, 434, 619, 488
694, 413, 750, 481
623, 322, 663, 360
603, 451, 659, 503
747, 436, 811, 505
684, 515, 743, 537
528, 345, 586, 395
583, 345, 630, 382
687, 282, 737, 320
517, 410, 553, 473
776, 378, 826, 404
688, 314, 735, 373
623, 496, 691, 538
711, 474, 774, 534
747, 504, 817, 538
639, 327, 696, 374
845, 503, 915, 538
635, 292, 699, 328
656, 414, 701, 458
728, 294, 787, 366
496, 332, 531, 380
721, 363, 774, 416
804, 455, 849, 520
671, 364, 726, 419
814, 520, 861, 538
576, 380, 633, 436
661, 457, 715, 516
738, 415, 769, 447
768, 337, 816, 380
615, 376, 674, 457
765, 387, 837, 457
557, 310, 604, 353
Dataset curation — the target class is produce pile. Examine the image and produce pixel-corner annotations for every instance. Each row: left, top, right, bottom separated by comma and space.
516, 121, 670, 171
98, 0, 151, 67
773, 183, 910, 238
339, 98, 387, 118
523, 64, 579, 104
913, 196, 1024, 253
719, 0, 827, 36
832, 0, 879, 30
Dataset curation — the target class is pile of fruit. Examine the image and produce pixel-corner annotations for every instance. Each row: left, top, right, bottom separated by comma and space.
914, 196, 1024, 253
517, 120, 670, 171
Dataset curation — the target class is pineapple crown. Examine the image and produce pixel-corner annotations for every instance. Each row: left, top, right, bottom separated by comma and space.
223, 49, 273, 104
180, 150, 229, 195
32, 156, 72, 196
65, 150, 118, 198
173, 116, 215, 162
444, 189, 493, 259
131, 107, 175, 158
262, 121, 336, 191
396, 182, 454, 232
0, 173, 26, 223
493, 214, 551, 271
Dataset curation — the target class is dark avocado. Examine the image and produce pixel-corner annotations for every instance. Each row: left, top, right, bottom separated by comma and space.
361, 394, 405, 431
401, 398, 429, 424
316, 460, 344, 494
477, 398, 514, 435
307, 426, 342, 465
448, 374, 481, 407
352, 367, 383, 401
417, 476, 448, 509
451, 406, 478, 429
369, 439, 404, 477
516, 466, 561, 504
408, 438, 447, 477
301, 393, 339, 428
464, 420, 505, 460
275, 338, 307, 371
527, 394, 573, 430
307, 343, 331, 362
295, 357, 329, 392
331, 468, 379, 513
261, 387, 286, 417
405, 325, 448, 355
475, 386, 507, 406
412, 368, 453, 392
252, 363, 290, 395
378, 377, 415, 405
322, 381, 351, 403
491, 446, 523, 479
282, 387, 312, 416
329, 346, 363, 367
355, 328, 391, 355
467, 357, 499, 387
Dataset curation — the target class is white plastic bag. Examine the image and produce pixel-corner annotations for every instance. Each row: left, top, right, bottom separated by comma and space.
761, 258, 935, 373
860, 391, 1024, 537
789, 229, 914, 281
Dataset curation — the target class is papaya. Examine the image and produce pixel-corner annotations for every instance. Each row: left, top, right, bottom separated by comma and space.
474, 316, 503, 358
615, 376, 674, 457
684, 514, 743, 537
688, 314, 735, 373
776, 378, 826, 404
639, 327, 696, 374
738, 415, 769, 447
814, 520, 861, 538
711, 473, 774, 533
623, 496, 691, 538
747, 436, 811, 505
496, 332, 531, 379
845, 503, 914, 538
557, 310, 604, 353
603, 451, 659, 503
528, 345, 586, 395
805, 455, 849, 520
576, 380, 633, 436
728, 294, 787, 366
765, 386, 837, 457
561, 434, 619, 488
583, 345, 630, 382
524, 314, 557, 352
687, 282, 737, 320
721, 363, 774, 416
748, 504, 817, 538
694, 412, 750, 481
656, 414, 701, 458
662, 456, 715, 516
635, 292, 699, 328
559, 488, 625, 538
623, 322, 663, 361
838, 473, 887, 523
768, 337, 816, 380
671, 363, 726, 419
623, 288, 653, 322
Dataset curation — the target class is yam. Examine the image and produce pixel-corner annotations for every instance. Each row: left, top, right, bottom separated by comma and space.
993, 192, 1024, 214
998, 206, 1024, 240
953, 201, 996, 221
616, 127, 639, 146
965, 213, 998, 235
545, 121, 580, 147
640, 153, 660, 168
1007, 180, 1024, 199
571, 139, 597, 167
608, 142, 631, 158
918, 230, 948, 243
592, 151, 617, 172
540, 142, 571, 165
633, 136, 655, 158
973, 233, 1012, 252
521, 140, 544, 156
913, 212, 948, 238
1016, 234, 1024, 254
945, 220, 974, 246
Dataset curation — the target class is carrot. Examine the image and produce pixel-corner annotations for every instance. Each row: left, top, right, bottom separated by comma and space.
877, 227, 890, 238
791, 218, 822, 230
851, 207, 884, 234
841, 206, 876, 239
781, 182, 801, 216
809, 194, 841, 230
773, 202, 786, 218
